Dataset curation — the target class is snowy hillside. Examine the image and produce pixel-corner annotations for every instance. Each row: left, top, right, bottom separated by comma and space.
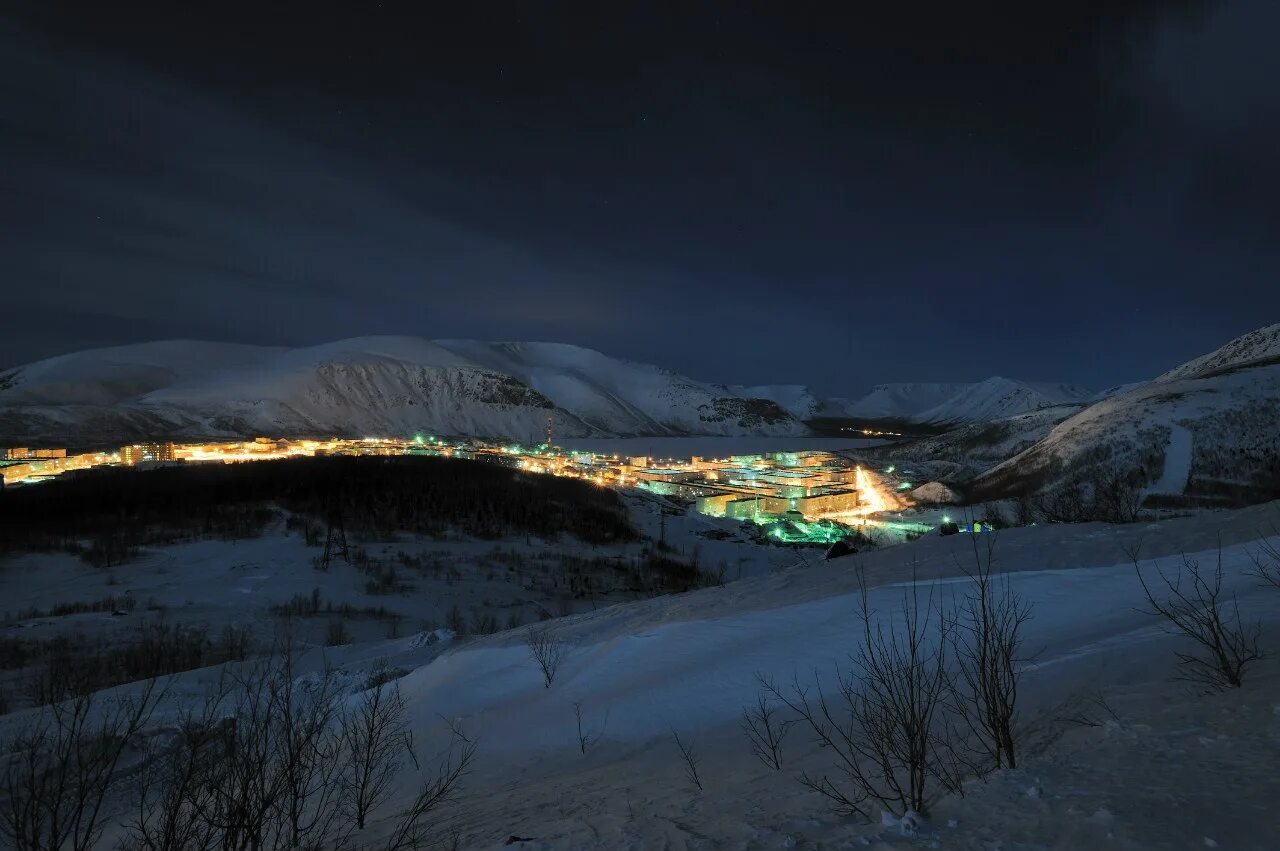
1156, 322, 1280, 381
867, 403, 1083, 477
0, 337, 808, 443
432, 341, 802, 436
839, 378, 1090, 425
5, 496, 1277, 848
973, 325, 1280, 505
837, 381, 969, 420
726, 384, 820, 419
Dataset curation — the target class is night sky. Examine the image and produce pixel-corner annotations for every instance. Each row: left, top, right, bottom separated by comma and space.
3, 1, 1278, 395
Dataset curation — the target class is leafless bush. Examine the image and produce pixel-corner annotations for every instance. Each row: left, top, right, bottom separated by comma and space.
1090, 466, 1143, 523
572, 701, 608, 755
1033, 478, 1089, 523
1033, 464, 1144, 524
381, 718, 477, 851
740, 675, 792, 771
326, 619, 352, 646
526, 626, 567, 688
123, 655, 476, 851
765, 570, 960, 819
669, 728, 703, 791
1, 679, 162, 851
1130, 543, 1264, 690
950, 536, 1032, 771
342, 666, 413, 831
1054, 691, 1121, 729
1249, 529, 1280, 590
1012, 492, 1037, 526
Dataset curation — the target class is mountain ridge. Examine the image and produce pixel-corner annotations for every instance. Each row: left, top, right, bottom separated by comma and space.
0, 336, 807, 443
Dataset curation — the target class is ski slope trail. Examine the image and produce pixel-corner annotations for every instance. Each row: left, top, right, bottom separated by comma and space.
1148, 422, 1194, 496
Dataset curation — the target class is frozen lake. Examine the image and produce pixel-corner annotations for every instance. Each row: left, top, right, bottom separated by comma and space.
555, 435, 886, 459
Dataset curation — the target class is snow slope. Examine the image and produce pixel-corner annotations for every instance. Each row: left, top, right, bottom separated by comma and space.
0, 337, 808, 443
0, 340, 283, 406
4, 487, 1280, 847
838, 378, 1090, 425
379, 513, 1280, 849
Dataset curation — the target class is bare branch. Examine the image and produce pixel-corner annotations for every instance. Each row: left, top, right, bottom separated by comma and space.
669, 728, 703, 792
740, 675, 792, 771
1131, 540, 1264, 690
526, 626, 568, 689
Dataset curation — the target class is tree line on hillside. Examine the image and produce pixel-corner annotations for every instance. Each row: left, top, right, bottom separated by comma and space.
0, 456, 637, 563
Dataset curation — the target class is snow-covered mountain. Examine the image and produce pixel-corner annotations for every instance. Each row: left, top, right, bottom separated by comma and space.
835, 382, 969, 421
0, 337, 807, 444
972, 324, 1280, 505
836, 378, 1091, 425
1155, 322, 1280, 381
867, 403, 1083, 476
726, 384, 820, 420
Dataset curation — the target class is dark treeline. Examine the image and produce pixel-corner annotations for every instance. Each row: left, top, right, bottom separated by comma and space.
0, 621, 253, 707
0, 456, 638, 561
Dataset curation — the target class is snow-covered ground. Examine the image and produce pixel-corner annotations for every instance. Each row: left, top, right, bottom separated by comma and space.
396, 508, 1280, 849
0, 492, 802, 711
4, 498, 1280, 849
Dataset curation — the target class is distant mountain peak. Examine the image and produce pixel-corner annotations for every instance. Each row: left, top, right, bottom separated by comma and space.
834, 377, 1089, 425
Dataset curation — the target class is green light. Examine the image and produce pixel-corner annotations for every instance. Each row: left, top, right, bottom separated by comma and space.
898, 482, 913, 490
885, 465, 896, 473
413, 433, 425, 445
942, 515, 951, 523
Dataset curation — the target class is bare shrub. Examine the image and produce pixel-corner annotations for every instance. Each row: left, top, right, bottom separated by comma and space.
1, 679, 162, 851
669, 728, 703, 791
526, 626, 567, 688
382, 719, 477, 851
1249, 529, 1280, 590
572, 701, 608, 755
950, 536, 1031, 770
1130, 543, 1264, 690
1089, 466, 1143, 523
1031, 463, 1144, 524
123, 655, 476, 851
740, 676, 792, 771
1012, 492, 1037, 526
1033, 478, 1089, 523
326, 619, 351, 646
341, 667, 413, 832
763, 571, 959, 819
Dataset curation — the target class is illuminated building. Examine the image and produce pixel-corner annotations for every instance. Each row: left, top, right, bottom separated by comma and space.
0, 447, 61, 460
120, 442, 177, 465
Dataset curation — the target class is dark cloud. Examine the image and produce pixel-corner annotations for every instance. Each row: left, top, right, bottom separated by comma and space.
2, 3, 1277, 393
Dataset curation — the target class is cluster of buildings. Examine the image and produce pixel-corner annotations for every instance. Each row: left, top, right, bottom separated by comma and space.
1, 447, 112, 487
0, 434, 925, 542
